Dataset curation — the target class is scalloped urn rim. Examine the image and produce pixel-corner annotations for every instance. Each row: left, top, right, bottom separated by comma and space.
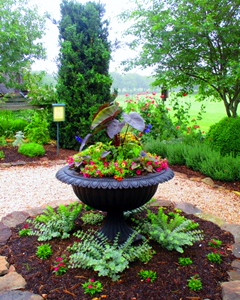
56, 166, 175, 189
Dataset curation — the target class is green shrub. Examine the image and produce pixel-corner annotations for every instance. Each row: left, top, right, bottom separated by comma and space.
29, 203, 83, 241
0, 150, 5, 159
138, 208, 203, 253
25, 111, 50, 145
183, 143, 211, 171
144, 139, 186, 165
144, 138, 240, 181
199, 153, 240, 181
11, 119, 28, 133
0, 136, 7, 146
18, 143, 46, 157
205, 117, 240, 156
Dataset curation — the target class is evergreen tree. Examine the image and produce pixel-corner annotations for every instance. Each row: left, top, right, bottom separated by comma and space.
57, 0, 112, 149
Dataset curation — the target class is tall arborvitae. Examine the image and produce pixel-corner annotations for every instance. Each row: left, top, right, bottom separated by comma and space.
57, 0, 112, 149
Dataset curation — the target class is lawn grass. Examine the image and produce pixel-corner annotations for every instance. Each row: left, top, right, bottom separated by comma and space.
116, 94, 233, 133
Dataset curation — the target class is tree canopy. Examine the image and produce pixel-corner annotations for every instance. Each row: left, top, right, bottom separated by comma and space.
0, 0, 46, 87
123, 0, 240, 117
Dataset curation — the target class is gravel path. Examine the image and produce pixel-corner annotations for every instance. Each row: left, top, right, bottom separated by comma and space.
0, 163, 239, 224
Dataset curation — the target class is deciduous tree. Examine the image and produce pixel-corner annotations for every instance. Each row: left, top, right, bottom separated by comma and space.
0, 0, 46, 87
123, 0, 240, 117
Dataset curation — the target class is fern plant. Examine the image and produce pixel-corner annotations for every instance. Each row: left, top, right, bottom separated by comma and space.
68, 230, 153, 281
138, 208, 203, 253
28, 202, 83, 241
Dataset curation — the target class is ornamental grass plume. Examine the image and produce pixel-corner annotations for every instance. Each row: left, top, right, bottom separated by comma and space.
68, 103, 168, 181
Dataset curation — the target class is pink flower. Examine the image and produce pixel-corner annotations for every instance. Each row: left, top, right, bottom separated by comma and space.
58, 263, 66, 267
161, 161, 169, 169
90, 279, 95, 282
54, 267, 60, 272
23, 224, 29, 229
156, 167, 163, 172
146, 278, 151, 283
136, 170, 142, 175
56, 257, 63, 262
67, 156, 74, 165
83, 173, 91, 178
88, 285, 93, 289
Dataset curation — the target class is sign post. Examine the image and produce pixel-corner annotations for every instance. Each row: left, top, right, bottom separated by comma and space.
52, 103, 65, 156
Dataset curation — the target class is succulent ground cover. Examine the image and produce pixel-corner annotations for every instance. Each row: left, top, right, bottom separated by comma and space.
0, 204, 236, 300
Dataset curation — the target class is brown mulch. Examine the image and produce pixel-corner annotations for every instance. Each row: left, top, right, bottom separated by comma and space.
1, 144, 240, 192
0, 206, 236, 300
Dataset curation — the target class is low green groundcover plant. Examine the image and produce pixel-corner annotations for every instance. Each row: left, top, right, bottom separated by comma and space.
82, 279, 104, 296
188, 274, 203, 291
208, 239, 223, 248
36, 244, 53, 260
207, 252, 223, 264
81, 212, 105, 225
138, 270, 158, 283
178, 257, 193, 266
18, 143, 46, 157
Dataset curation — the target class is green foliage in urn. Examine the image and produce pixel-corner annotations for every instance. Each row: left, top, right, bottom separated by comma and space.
68, 230, 154, 281
28, 203, 83, 241
69, 103, 169, 181
57, 0, 113, 149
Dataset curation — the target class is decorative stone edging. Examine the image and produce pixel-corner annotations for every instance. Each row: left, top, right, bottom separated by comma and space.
0, 201, 240, 300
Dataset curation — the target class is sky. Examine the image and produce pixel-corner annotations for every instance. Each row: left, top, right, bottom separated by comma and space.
29, 0, 146, 75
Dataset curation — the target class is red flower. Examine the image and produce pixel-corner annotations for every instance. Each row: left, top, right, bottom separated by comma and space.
136, 170, 142, 175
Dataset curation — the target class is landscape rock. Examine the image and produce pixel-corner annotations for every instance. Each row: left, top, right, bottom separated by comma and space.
198, 213, 226, 227
233, 243, 240, 259
222, 280, 240, 300
0, 257, 9, 276
175, 202, 202, 215
0, 272, 26, 293
227, 270, 240, 281
232, 260, 240, 270
0, 223, 11, 246
1, 211, 29, 228
222, 224, 240, 243
0, 290, 43, 300
201, 177, 215, 187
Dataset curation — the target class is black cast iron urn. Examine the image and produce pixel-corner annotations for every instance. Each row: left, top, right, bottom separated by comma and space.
56, 166, 174, 243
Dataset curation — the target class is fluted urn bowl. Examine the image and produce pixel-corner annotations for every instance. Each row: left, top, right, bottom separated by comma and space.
56, 166, 174, 243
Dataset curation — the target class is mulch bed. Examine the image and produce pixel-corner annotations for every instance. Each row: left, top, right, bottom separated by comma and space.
0, 206, 236, 300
